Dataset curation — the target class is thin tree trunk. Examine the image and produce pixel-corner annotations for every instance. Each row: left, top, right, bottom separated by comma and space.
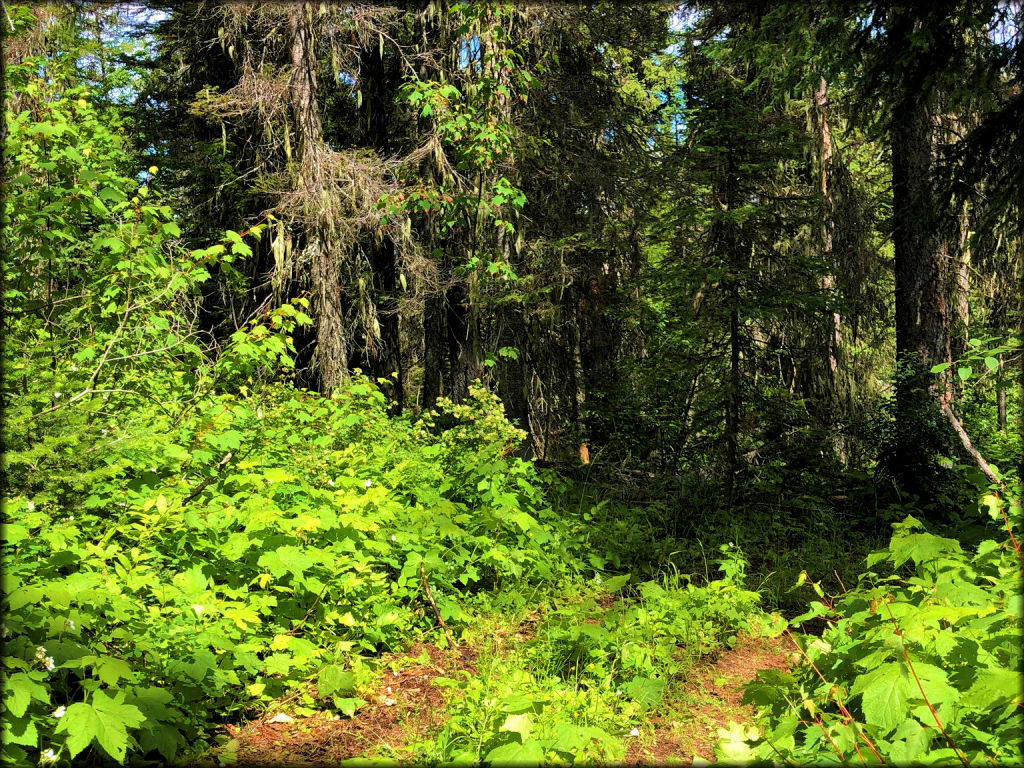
726, 298, 740, 504
997, 355, 1006, 430
813, 78, 842, 386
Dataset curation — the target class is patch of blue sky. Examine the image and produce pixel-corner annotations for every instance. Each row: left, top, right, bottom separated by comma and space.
459, 35, 481, 71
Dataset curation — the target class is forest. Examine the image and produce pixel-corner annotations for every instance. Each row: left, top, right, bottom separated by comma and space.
1, 1, 1021, 765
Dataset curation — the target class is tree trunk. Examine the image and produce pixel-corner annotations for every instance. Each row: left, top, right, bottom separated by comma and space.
890, 97, 954, 492
726, 298, 740, 503
289, 4, 349, 391
446, 277, 470, 402
997, 355, 1006, 430
359, 40, 403, 412
812, 78, 843, 391
423, 293, 445, 408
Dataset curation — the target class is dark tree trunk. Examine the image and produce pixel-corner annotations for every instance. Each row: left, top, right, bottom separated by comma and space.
890, 97, 954, 492
446, 278, 470, 403
726, 299, 740, 504
423, 293, 445, 408
370, 237, 404, 413
359, 40, 403, 412
997, 355, 1007, 430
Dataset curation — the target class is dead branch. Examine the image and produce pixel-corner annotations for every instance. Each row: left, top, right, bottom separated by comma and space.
181, 451, 236, 505
941, 402, 1006, 489
420, 561, 456, 648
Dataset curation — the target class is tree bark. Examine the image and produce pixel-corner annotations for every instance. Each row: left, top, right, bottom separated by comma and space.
890, 96, 955, 491
289, 5, 349, 391
997, 355, 1006, 430
359, 40, 403, 412
446, 277, 470, 402
812, 77, 842, 389
422, 293, 445, 408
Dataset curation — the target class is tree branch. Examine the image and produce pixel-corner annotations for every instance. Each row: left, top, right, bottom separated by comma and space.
420, 561, 455, 648
941, 403, 1005, 489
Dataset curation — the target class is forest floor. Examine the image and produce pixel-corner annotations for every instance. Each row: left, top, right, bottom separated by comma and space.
217, 633, 789, 766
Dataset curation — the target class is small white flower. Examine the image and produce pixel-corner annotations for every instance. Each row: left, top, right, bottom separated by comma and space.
386, 686, 393, 694
65, 620, 75, 630
44, 657, 55, 671
26, 501, 35, 511
54, 392, 62, 399
35, 646, 47, 660
52, 706, 66, 719
363, 479, 373, 488
70, 364, 77, 371
616, 689, 623, 696
390, 535, 397, 542
384, 697, 396, 707
39, 748, 57, 765
257, 409, 264, 420
629, 727, 640, 737
191, 604, 203, 616
101, 429, 107, 435
65, 515, 74, 522
328, 480, 334, 487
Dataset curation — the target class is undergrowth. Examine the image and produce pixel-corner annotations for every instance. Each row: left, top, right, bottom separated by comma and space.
723, 486, 1024, 765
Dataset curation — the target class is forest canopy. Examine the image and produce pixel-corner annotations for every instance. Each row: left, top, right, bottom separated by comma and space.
1, 1, 1021, 766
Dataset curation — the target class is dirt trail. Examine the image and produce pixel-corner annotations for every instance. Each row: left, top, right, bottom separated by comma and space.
224, 643, 475, 766
625, 634, 791, 765
219, 633, 788, 766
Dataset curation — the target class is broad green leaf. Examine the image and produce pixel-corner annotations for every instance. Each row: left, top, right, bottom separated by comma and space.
1, 524, 28, 545
499, 712, 533, 742
485, 739, 544, 765
5, 673, 48, 718
600, 572, 631, 592
91, 690, 145, 763
55, 702, 99, 758
961, 668, 1021, 709
849, 662, 915, 733
96, 656, 134, 686
624, 676, 666, 711
2, 715, 38, 746
318, 666, 355, 698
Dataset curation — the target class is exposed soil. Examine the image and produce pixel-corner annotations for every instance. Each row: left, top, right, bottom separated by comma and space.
219, 631, 788, 766
223, 643, 476, 766
625, 634, 791, 766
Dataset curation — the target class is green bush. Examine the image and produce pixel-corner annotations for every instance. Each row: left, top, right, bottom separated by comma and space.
724, 487, 1023, 765
0, 376, 587, 765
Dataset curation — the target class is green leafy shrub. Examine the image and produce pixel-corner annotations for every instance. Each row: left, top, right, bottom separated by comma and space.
725, 487, 1023, 765
1, 374, 587, 765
